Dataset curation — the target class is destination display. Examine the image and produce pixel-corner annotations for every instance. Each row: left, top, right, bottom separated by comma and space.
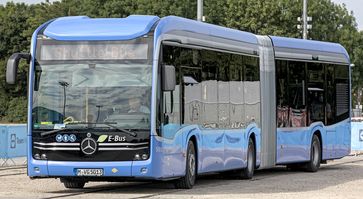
40, 43, 148, 61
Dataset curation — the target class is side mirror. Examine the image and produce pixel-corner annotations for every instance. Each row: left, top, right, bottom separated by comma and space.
162, 65, 176, 91
6, 53, 30, 84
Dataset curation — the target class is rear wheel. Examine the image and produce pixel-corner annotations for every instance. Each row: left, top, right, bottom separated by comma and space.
239, 138, 255, 179
61, 178, 86, 189
305, 135, 321, 172
174, 140, 196, 189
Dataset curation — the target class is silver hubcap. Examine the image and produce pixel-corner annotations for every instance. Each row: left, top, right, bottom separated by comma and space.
248, 146, 253, 171
189, 152, 195, 178
313, 142, 319, 165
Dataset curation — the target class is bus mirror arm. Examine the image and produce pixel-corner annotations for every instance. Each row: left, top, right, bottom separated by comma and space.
162, 64, 176, 91
6, 53, 30, 84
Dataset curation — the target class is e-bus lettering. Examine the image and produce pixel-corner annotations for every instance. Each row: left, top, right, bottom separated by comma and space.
108, 135, 126, 142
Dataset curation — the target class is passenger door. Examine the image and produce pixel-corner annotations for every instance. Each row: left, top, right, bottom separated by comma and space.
158, 45, 183, 177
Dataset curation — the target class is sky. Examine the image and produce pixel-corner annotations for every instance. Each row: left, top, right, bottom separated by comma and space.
0, 0, 362, 30
331, 0, 363, 30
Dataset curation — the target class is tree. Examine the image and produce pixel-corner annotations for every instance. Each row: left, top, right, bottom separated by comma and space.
352, 31, 363, 107
0, 0, 362, 122
0, 2, 32, 122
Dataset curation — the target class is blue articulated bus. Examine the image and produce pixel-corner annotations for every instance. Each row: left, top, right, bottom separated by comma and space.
6, 15, 351, 189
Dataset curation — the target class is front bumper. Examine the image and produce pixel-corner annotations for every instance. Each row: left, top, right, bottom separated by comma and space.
28, 158, 156, 179
27, 134, 187, 180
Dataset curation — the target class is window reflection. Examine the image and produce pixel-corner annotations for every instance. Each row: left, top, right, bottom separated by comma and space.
159, 45, 260, 137
276, 60, 350, 128
33, 63, 152, 129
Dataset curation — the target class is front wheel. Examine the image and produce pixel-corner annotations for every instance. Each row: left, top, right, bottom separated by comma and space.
305, 135, 321, 172
239, 138, 255, 179
174, 140, 196, 189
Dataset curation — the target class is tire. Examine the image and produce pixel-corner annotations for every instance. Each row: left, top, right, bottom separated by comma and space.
239, 138, 255, 179
174, 140, 197, 189
305, 135, 321, 172
61, 178, 86, 189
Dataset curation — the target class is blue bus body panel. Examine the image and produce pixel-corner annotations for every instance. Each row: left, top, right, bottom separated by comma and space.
151, 124, 260, 176
270, 36, 350, 62
29, 124, 260, 178
43, 15, 160, 41
155, 16, 258, 45
276, 119, 351, 164
28, 19, 55, 177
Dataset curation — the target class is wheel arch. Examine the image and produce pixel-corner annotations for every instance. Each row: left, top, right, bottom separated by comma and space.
185, 131, 200, 175
249, 133, 256, 152
249, 132, 258, 168
245, 125, 261, 168
310, 126, 324, 162
189, 135, 198, 173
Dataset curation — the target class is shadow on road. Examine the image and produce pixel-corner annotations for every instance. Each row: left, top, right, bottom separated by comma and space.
46, 159, 363, 197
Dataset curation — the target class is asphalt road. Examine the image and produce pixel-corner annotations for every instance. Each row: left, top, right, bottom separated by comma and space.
1, 156, 363, 199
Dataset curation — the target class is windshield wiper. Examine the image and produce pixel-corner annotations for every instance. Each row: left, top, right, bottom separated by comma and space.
39, 122, 91, 137
39, 122, 137, 137
102, 123, 137, 137
40, 128, 67, 137
67, 122, 137, 137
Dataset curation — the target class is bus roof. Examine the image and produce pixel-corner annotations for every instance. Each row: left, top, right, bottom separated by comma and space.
43, 15, 160, 41
43, 15, 258, 45
155, 16, 258, 45
42, 15, 349, 63
270, 36, 350, 62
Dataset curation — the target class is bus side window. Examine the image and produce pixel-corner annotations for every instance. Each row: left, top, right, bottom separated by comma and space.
217, 52, 231, 129
181, 48, 202, 125
276, 60, 289, 127
307, 63, 325, 124
288, 61, 307, 127
244, 56, 260, 126
229, 54, 244, 129
201, 49, 218, 128
326, 65, 335, 125
335, 65, 350, 122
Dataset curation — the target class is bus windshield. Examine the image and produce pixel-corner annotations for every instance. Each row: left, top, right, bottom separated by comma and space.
32, 38, 153, 130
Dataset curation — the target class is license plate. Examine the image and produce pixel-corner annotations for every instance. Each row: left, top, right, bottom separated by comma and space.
76, 169, 103, 176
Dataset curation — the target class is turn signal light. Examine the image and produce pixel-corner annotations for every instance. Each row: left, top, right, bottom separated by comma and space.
140, 167, 148, 174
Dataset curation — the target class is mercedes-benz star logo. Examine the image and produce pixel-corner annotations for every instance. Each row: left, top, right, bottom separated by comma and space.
80, 137, 97, 155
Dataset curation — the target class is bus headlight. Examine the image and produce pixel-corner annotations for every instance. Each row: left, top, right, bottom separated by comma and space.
134, 154, 141, 160
41, 154, 47, 160
34, 154, 40, 160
